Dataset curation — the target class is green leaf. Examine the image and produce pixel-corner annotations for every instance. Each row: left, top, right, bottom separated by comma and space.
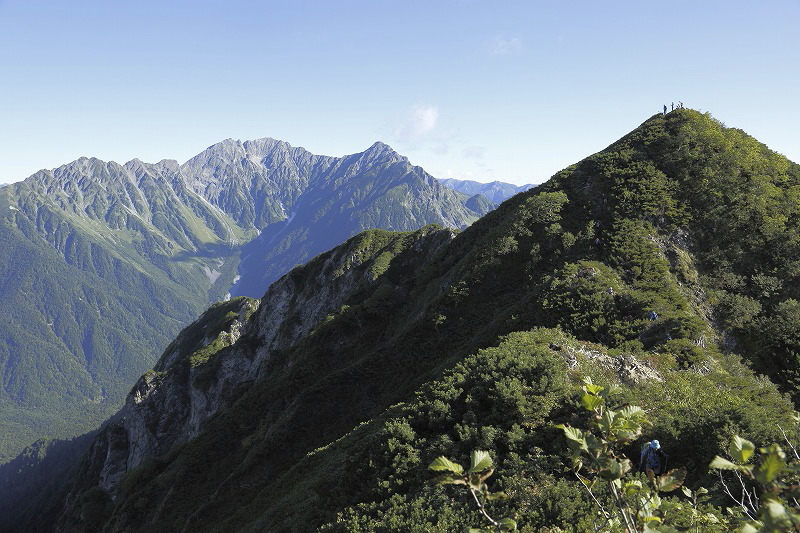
597, 409, 616, 435
754, 451, 786, 484
470, 450, 493, 473
617, 405, 645, 419
581, 393, 603, 411
623, 480, 646, 496
583, 383, 604, 396
585, 433, 604, 455
575, 471, 594, 488
654, 467, 686, 492
760, 442, 787, 460
486, 491, 508, 501
597, 457, 629, 481
729, 435, 755, 464
497, 517, 517, 531
709, 456, 747, 471
556, 425, 589, 452
428, 456, 464, 474
582, 376, 605, 395
762, 500, 794, 528
681, 486, 692, 498
430, 472, 467, 486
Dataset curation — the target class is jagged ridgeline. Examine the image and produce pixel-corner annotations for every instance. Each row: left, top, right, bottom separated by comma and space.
9, 109, 797, 532
0, 140, 490, 461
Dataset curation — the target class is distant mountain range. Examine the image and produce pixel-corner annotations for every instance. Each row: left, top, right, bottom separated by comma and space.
4, 109, 799, 532
0, 139, 492, 461
438, 177, 534, 203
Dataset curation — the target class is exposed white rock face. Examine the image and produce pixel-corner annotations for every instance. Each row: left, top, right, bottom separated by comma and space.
553, 343, 664, 385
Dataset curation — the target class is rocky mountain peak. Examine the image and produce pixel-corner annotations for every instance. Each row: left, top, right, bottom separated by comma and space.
145, 158, 181, 175
360, 140, 404, 164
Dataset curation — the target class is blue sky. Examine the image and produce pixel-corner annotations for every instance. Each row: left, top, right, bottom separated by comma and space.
1, 0, 798, 186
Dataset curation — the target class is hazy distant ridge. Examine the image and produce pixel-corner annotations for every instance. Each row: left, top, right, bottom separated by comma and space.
438, 177, 534, 203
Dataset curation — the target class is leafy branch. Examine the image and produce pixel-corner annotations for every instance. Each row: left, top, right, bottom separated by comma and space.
556, 377, 693, 532
710, 434, 800, 532
428, 450, 517, 532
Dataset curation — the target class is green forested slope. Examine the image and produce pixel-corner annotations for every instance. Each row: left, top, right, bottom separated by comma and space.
46, 110, 800, 532
0, 165, 243, 461
542, 109, 800, 397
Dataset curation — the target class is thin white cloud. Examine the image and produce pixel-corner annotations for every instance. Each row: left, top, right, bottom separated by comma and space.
490, 35, 522, 55
462, 145, 486, 159
433, 142, 450, 155
393, 104, 439, 146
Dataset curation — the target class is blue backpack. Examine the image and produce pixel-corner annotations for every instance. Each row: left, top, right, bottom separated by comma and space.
642, 447, 663, 473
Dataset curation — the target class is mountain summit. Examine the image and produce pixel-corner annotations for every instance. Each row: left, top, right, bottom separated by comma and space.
6, 109, 798, 531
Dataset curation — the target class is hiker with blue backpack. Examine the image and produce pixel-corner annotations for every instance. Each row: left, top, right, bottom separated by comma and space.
639, 439, 669, 475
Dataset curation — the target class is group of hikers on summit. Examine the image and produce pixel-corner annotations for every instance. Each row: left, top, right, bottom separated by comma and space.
663, 102, 684, 114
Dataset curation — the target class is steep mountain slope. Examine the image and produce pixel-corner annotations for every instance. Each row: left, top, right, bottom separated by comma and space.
540, 110, 800, 398
439, 177, 534, 203
13, 109, 799, 532
0, 140, 488, 461
0, 159, 244, 460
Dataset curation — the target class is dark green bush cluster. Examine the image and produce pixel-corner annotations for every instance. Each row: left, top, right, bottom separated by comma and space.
314, 330, 795, 531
